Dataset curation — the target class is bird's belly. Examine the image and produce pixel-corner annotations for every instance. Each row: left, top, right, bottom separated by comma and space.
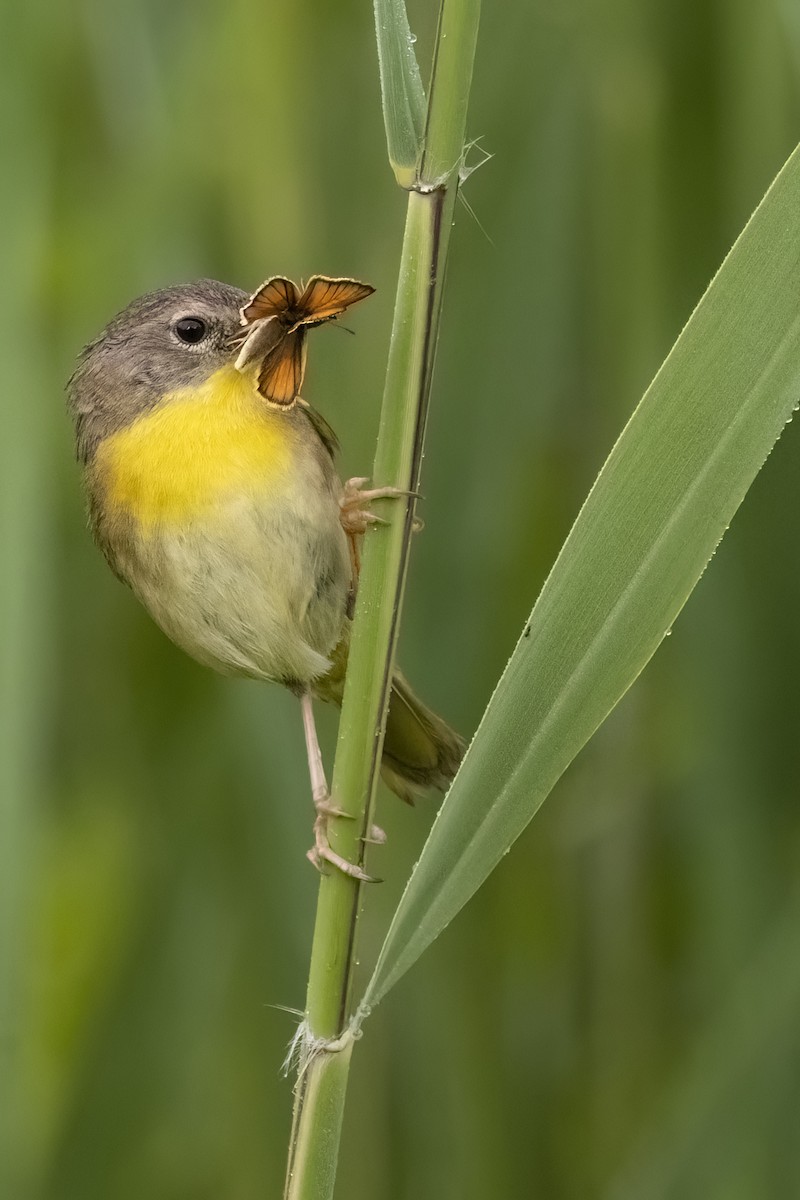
121, 491, 350, 685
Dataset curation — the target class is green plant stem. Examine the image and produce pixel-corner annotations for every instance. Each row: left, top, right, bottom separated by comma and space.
284, 1040, 354, 1199
307, 185, 456, 1030
283, 2, 480, 1197
421, 0, 481, 186
283, 182, 457, 1200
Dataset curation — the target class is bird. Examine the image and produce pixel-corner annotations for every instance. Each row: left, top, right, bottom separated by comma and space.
66, 278, 464, 879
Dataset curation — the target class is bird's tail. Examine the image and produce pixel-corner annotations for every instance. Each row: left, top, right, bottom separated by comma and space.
380, 669, 465, 803
316, 648, 464, 802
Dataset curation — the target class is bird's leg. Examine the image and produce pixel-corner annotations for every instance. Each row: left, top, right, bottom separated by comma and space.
300, 692, 378, 882
339, 476, 422, 582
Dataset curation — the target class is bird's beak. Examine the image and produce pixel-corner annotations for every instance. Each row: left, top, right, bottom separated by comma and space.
231, 316, 283, 373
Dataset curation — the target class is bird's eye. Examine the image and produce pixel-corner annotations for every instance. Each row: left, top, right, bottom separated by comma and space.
174, 316, 208, 344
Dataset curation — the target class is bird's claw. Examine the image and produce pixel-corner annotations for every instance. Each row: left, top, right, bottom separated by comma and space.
308, 811, 381, 882
339, 477, 421, 579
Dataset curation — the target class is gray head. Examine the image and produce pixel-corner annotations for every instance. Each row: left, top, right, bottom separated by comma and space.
67, 279, 248, 462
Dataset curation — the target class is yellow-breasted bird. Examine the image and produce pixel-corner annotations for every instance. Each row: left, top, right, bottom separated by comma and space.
67, 278, 463, 877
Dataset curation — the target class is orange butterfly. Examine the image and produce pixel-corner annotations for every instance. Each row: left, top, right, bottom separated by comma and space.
233, 275, 375, 407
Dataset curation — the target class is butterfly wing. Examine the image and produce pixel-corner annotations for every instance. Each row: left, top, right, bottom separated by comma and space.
296, 276, 375, 326
232, 315, 285, 371
241, 276, 300, 324
239, 273, 373, 403
257, 327, 308, 407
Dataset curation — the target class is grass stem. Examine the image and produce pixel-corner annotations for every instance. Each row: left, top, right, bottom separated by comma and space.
283, 3, 480, 1195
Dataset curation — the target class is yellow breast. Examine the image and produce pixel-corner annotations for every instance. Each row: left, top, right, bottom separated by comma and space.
96, 366, 296, 531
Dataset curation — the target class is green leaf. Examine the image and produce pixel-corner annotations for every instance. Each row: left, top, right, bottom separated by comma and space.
373, 0, 427, 187
361, 143, 800, 1011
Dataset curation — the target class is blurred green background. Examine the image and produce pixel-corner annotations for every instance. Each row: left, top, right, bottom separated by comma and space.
3, 1, 800, 1197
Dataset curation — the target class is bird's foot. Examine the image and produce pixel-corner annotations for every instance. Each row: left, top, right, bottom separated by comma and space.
339, 477, 422, 578
306, 797, 381, 882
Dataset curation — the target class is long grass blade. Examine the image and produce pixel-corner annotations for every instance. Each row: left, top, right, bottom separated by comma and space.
362, 142, 800, 1009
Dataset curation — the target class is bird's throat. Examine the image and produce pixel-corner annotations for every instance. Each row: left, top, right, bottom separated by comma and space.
95, 366, 296, 531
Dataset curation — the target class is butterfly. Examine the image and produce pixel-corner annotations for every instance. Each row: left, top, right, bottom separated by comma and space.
232, 275, 375, 407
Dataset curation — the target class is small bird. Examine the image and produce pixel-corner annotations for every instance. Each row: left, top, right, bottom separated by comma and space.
67, 278, 463, 878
